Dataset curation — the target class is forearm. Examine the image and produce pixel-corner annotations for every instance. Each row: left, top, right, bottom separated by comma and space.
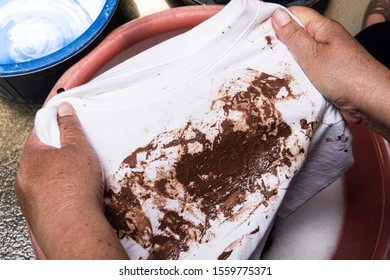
32, 205, 129, 260
356, 63, 390, 141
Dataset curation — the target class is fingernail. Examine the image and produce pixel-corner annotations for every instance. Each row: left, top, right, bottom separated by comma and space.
274, 9, 292, 27
58, 102, 75, 117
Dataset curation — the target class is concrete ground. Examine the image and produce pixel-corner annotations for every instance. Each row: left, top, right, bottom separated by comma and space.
0, 0, 371, 259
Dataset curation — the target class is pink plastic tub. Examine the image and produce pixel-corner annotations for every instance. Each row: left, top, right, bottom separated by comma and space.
36, 5, 390, 260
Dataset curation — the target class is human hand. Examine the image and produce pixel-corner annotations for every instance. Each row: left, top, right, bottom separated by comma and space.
272, 7, 390, 140
15, 102, 128, 259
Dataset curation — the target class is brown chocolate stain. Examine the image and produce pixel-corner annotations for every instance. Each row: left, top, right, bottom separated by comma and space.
148, 210, 198, 260
218, 250, 233, 260
105, 185, 152, 248
104, 71, 310, 259
325, 134, 349, 143
300, 119, 317, 140
265, 35, 272, 46
149, 235, 180, 260
123, 143, 156, 168
250, 226, 260, 235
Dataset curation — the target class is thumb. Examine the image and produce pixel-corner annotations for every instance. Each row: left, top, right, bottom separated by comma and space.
271, 9, 318, 69
57, 102, 87, 147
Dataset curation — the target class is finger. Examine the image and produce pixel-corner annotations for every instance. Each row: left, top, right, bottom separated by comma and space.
272, 9, 319, 70
287, 6, 329, 38
57, 102, 88, 147
287, 6, 346, 41
287, 6, 320, 26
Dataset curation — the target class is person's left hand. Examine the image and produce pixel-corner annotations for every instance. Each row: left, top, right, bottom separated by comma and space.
15, 102, 128, 259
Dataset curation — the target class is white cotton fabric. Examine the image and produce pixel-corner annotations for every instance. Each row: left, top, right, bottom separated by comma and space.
35, 0, 353, 259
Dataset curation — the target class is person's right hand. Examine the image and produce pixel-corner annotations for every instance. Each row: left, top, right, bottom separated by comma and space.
272, 7, 390, 140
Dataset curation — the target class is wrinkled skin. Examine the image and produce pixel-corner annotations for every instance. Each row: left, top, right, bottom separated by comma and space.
272, 7, 390, 141
15, 102, 128, 259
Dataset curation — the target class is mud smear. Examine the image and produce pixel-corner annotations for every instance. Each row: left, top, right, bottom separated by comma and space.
104, 71, 310, 259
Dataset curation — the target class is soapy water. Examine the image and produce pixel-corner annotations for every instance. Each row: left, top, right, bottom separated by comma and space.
262, 176, 346, 259
0, 0, 104, 64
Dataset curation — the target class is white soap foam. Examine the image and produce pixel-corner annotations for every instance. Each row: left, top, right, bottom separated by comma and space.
0, 0, 105, 64
262, 176, 346, 260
